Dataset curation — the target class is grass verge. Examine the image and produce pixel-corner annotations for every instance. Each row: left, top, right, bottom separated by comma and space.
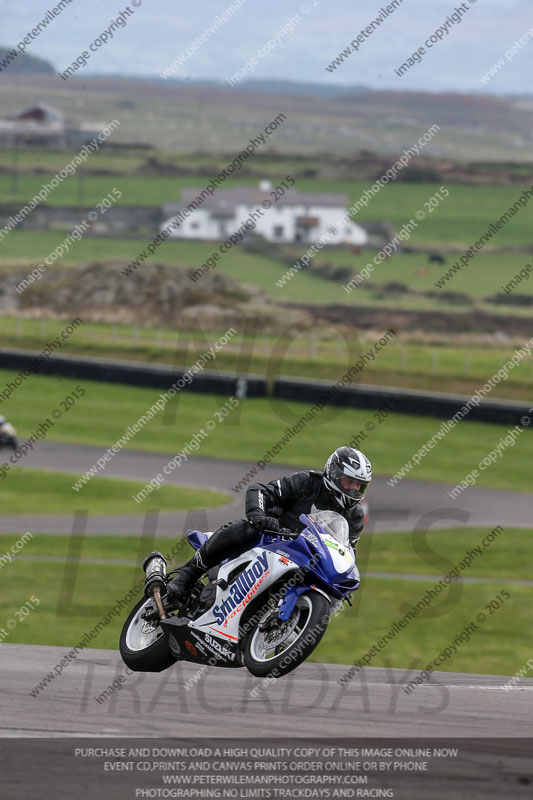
0, 372, 531, 493
0, 468, 230, 514
1, 529, 530, 677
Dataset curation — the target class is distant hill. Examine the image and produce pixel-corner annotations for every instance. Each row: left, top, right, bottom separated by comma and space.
2, 72, 533, 161
162, 77, 370, 97
116, 75, 370, 97
234, 79, 370, 97
0, 46, 54, 74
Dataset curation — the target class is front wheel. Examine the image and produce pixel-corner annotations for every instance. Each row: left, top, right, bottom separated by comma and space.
119, 596, 177, 673
243, 591, 330, 679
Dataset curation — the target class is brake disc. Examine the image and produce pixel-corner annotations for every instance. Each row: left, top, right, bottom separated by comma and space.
262, 609, 299, 649
141, 619, 158, 635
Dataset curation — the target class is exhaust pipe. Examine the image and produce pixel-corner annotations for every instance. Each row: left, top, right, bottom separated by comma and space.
143, 551, 168, 619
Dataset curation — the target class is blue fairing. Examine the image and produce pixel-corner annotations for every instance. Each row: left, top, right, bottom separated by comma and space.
187, 514, 359, 621
260, 513, 360, 602
187, 530, 209, 550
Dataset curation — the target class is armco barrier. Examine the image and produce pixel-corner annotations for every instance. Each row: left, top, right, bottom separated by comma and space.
0, 348, 266, 398
0, 348, 530, 426
273, 376, 532, 427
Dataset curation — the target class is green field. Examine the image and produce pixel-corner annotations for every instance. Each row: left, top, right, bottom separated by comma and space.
2, 229, 532, 300
0, 468, 230, 514
0, 146, 319, 178
315, 578, 529, 674
1, 371, 532, 493
1, 316, 532, 402
0, 533, 194, 564
1, 228, 532, 325
1, 529, 530, 676
1, 174, 533, 247
0, 146, 149, 174
317, 526, 533, 673
1, 527, 523, 577
2, 166, 533, 397
323, 250, 533, 301
362, 528, 530, 579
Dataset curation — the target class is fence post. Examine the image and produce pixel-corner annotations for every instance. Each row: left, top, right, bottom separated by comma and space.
308, 333, 316, 360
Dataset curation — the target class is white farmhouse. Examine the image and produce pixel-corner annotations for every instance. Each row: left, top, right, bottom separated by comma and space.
161, 182, 368, 246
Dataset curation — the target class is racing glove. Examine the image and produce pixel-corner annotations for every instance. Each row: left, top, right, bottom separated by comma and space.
248, 513, 281, 532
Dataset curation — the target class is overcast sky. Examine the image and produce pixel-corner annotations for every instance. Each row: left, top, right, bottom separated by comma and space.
1, 0, 532, 94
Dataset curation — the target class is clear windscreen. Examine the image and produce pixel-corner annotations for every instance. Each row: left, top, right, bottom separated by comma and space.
307, 511, 350, 548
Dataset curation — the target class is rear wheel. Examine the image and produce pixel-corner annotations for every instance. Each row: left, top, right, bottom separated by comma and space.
119, 597, 177, 672
243, 591, 330, 678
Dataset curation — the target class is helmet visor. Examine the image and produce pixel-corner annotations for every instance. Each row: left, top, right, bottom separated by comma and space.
338, 475, 369, 501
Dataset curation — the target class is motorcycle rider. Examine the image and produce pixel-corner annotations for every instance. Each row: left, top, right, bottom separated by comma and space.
167, 446, 372, 601
0, 415, 18, 450
0, 415, 12, 439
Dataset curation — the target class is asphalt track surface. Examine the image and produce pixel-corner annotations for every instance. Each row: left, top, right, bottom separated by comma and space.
4, 440, 533, 535
3, 643, 533, 739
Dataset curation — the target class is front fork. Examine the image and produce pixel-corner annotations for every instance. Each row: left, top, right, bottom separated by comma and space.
277, 584, 344, 622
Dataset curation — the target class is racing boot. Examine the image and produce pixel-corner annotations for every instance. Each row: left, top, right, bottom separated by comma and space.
167, 520, 257, 602
166, 547, 209, 602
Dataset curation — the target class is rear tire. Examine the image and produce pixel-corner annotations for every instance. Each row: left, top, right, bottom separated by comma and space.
243, 591, 330, 679
119, 596, 177, 673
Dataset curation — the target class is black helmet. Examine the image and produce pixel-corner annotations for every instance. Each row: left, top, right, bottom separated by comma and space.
323, 446, 372, 510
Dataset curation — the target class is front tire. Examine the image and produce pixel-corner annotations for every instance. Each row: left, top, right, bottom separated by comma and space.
243, 591, 330, 679
119, 597, 177, 672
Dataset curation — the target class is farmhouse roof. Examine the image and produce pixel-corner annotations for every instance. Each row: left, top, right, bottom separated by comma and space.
164, 186, 349, 216
8, 103, 65, 123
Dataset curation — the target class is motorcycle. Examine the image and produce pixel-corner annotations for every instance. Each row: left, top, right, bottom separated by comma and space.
0, 423, 18, 451
119, 510, 360, 679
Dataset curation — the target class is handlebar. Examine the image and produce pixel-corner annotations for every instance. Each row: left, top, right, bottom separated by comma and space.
264, 528, 300, 540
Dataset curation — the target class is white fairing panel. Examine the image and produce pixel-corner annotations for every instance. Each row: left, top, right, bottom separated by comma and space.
191, 548, 295, 644
325, 541, 356, 575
